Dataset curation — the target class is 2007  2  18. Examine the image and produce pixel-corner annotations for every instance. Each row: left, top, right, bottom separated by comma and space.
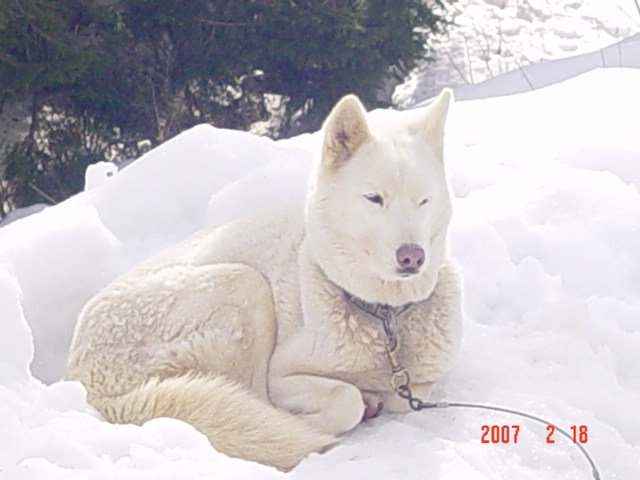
481, 425, 589, 444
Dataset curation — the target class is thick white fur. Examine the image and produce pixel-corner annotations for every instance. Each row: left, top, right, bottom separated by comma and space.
67, 89, 462, 470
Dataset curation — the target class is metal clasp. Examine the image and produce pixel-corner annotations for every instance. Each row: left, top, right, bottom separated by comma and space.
380, 306, 411, 393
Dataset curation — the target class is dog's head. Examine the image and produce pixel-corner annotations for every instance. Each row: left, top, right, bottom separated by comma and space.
305, 89, 453, 306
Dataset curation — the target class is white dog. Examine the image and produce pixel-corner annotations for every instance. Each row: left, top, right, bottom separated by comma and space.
68, 89, 462, 470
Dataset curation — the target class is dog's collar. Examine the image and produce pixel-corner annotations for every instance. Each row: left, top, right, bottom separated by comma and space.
325, 277, 414, 342
344, 293, 413, 323
343, 291, 413, 352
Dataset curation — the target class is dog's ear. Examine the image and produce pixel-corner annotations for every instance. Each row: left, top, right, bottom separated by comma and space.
322, 95, 371, 170
414, 88, 453, 152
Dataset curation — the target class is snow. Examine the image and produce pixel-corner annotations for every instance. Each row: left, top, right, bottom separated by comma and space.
1, 66, 639, 479
394, 0, 640, 106
2, 7, 640, 480
423, 33, 640, 103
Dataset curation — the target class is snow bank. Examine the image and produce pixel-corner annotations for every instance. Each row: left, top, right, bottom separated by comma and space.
1, 68, 639, 479
394, 0, 640, 106
0, 126, 312, 385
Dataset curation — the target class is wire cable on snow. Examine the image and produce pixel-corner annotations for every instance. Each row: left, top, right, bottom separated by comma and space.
374, 307, 601, 480
397, 385, 602, 480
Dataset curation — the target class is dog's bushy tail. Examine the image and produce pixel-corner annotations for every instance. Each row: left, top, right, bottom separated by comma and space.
93, 375, 335, 470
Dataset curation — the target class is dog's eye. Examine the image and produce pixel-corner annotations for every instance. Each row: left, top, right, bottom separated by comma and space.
364, 193, 384, 206
419, 198, 429, 207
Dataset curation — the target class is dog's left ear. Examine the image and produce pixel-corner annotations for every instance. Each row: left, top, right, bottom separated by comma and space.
322, 95, 371, 171
413, 88, 453, 152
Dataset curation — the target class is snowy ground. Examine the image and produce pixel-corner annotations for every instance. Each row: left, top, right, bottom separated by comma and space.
394, 0, 640, 107
1, 66, 639, 479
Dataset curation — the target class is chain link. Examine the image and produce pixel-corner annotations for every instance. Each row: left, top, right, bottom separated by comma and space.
380, 305, 429, 411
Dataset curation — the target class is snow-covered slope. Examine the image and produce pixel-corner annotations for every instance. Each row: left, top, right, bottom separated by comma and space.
1, 67, 639, 479
394, 0, 640, 106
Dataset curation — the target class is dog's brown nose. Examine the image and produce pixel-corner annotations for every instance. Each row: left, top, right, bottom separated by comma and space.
396, 243, 425, 271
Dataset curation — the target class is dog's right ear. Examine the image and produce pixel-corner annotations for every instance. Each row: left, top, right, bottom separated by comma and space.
321, 95, 371, 171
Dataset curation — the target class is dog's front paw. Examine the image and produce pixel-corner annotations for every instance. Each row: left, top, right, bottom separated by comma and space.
361, 392, 384, 420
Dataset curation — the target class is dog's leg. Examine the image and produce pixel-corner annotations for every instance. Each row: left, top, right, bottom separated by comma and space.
72, 263, 338, 469
361, 391, 384, 419
269, 374, 366, 436
70, 263, 276, 401
145, 263, 276, 399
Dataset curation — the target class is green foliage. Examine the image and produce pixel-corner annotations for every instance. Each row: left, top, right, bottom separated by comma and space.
0, 0, 452, 217
0, 0, 113, 94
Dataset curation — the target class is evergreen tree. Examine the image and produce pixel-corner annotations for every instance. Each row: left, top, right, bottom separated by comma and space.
0, 0, 452, 217
0, 0, 127, 209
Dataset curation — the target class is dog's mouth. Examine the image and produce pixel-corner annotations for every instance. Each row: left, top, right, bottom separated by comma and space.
396, 267, 420, 277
